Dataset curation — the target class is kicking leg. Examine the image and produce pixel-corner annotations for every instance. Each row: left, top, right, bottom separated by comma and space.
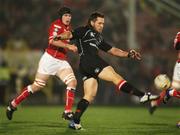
98, 66, 159, 103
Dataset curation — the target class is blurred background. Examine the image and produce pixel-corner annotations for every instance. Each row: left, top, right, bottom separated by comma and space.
0, 0, 179, 106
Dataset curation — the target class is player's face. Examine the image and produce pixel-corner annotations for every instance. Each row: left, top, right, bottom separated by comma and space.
62, 13, 72, 25
92, 17, 104, 33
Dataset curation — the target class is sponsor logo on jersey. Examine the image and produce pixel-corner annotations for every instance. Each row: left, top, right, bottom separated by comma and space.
89, 43, 98, 49
54, 24, 61, 29
54, 28, 58, 32
94, 68, 100, 74
90, 32, 95, 37
53, 32, 57, 37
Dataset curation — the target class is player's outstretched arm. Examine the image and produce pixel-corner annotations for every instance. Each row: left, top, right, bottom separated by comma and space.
108, 47, 141, 60
108, 47, 129, 57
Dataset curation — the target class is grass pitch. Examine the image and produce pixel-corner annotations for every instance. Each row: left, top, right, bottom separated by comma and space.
0, 106, 179, 135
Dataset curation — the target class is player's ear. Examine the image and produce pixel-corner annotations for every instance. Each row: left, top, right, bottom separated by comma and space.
90, 21, 94, 27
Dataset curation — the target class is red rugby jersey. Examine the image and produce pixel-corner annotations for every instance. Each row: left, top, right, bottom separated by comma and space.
46, 19, 71, 60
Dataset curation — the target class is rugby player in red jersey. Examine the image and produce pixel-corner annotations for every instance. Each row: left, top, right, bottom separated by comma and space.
6, 7, 77, 121
149, 32, 180, 115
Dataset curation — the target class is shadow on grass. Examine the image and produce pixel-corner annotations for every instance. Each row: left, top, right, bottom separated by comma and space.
130, 122, 180, 135
133, 122, 169, 126
0, 120, 66, 134
61, 128, 87, 135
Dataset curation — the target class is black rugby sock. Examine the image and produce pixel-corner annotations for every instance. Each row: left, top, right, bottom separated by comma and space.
118, 81, 144, 97
73, 98, 89, 124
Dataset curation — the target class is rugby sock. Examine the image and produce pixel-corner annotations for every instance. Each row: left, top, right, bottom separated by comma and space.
65, 88, 75, 112
155, 90, 167, 105
11, 86, 33, 108
117, 80, 144, 97
168, 89, 180, 98
73, 98, 89, 124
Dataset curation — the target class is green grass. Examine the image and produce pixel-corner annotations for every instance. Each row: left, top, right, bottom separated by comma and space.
0, 106, 179, 135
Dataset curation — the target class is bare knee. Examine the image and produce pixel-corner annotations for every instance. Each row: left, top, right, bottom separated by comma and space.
63, 73, 77, 88
67, 79, 77, 88
112, 75, 124, 85
109, 68, 124, 84
30, 84, 42, 93
99, 66, 124, 85
31, 79, 47, 92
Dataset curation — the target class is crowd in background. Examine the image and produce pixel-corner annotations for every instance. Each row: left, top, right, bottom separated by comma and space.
0, 0, 179, 105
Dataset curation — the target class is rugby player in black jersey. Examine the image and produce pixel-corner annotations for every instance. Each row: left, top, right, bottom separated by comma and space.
57, 12, 159, 130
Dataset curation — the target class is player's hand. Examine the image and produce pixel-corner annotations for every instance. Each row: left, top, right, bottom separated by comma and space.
54, 31, 72, 40
128, 49, 142, 60
61, 31, 73, 39
67, 44, 78, 53
53, 35, 62, 41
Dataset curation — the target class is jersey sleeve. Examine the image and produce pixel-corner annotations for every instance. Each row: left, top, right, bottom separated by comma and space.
99, 40, 112, 52
72, 27, 85, 39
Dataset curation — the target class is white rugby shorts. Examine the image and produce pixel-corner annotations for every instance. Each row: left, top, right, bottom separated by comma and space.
172, 61, 180, 89
37, 52, 72, 75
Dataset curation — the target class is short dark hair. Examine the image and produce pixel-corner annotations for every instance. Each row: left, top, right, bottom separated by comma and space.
87, 12, 104, 27
58, 6, 72, 18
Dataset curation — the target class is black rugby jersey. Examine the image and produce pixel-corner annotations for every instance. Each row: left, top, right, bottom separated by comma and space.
72, 26, 112, 58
